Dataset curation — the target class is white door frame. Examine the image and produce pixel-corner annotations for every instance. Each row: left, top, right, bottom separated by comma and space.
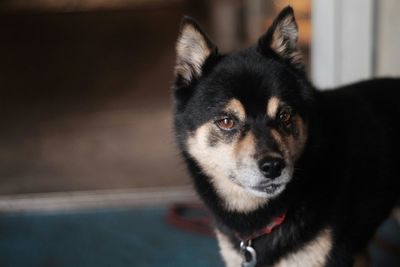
311, 0, 375, 89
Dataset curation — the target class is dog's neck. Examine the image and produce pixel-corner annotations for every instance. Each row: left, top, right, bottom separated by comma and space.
235, 213, 286, 242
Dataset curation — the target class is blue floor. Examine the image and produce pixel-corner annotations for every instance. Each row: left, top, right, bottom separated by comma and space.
0, 207, 223, 267
370, 217, 400, 267
0, 206, 399, 267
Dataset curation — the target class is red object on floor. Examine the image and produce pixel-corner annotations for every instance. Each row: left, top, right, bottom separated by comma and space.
166, 203, 214, 237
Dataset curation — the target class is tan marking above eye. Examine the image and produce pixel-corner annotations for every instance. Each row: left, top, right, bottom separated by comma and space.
267, 97, 281, 118
224, 99, 246, 121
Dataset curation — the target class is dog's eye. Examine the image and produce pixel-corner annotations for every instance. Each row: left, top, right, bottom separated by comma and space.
216, 117, 236, 130
278, 108, 292, 125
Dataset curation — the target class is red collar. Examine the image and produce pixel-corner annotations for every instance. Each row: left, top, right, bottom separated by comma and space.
236, 213, 286, 242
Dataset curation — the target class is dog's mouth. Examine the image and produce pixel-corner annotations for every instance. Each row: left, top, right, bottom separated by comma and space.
251, 183, 284, 194
229, 172, 290, 198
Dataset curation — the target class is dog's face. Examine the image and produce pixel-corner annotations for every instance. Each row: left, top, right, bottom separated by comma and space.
173, 7, 314, 212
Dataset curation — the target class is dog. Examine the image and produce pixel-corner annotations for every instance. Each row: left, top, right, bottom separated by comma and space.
172, 6, 400, 267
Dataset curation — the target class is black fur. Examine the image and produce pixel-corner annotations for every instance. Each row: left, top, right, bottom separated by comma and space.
173, 7, 400, 267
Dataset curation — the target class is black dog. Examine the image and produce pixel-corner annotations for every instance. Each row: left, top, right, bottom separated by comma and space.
172, 6, 400, 267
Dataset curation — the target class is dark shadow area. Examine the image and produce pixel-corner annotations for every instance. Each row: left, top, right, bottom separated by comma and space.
0, 2, 210, 194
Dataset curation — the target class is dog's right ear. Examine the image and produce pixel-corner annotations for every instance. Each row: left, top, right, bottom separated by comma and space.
175, 17, 216, 85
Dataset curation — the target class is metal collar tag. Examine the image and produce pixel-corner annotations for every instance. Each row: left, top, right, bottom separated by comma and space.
240, 240, 257, 267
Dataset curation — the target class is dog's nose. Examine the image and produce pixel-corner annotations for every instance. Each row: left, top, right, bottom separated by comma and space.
259, 157, 285, 179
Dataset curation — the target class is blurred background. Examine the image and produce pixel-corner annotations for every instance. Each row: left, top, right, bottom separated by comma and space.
0, 0, 399, 267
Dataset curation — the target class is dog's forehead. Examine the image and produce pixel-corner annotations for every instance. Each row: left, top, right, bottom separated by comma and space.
197, 53, 295, 114
211, 53, 295, 93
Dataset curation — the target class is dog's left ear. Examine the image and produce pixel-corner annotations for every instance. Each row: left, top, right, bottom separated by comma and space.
258, 6, 303, 69
175, 17, 216, 85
